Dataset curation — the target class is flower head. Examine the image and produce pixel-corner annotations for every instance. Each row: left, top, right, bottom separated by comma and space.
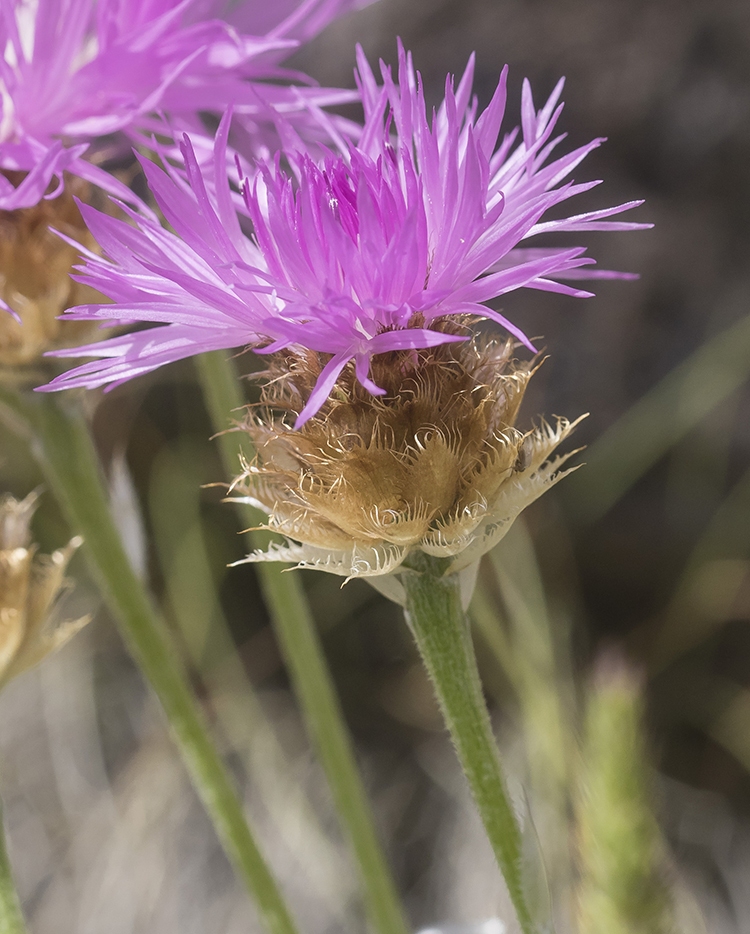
0, 491, 89, 687
231, 330, 584, 595
0, 173, 110, 374
43, 43, 649, 423
0, 0, 367, 208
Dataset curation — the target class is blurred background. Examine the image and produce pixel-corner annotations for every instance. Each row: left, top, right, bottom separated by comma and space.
1, 0, 750, 931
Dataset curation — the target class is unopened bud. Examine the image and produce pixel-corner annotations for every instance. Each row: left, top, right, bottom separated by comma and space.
0, 491, 90, 687
0, 173, 107, 377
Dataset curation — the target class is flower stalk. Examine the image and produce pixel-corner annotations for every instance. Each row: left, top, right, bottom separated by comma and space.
10, 391, 299, 934
401, 550, 535, 934
196, 349, 409, 934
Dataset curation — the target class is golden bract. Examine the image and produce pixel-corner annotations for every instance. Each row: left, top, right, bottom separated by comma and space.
0, 173, 107, 375
0, 491, 89, 688
233, 328, 584, 594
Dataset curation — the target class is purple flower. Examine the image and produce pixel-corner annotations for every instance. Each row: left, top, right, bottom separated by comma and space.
0, 0, 366, 208
42, 43, 650, 424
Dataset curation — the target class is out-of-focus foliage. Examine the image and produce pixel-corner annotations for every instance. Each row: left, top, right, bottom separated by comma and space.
574, 658, 673, 934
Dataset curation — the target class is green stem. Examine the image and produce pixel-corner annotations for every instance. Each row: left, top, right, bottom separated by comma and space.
148, 439, 353, 915
402, 552, 534, 934
0, 804, 27, 934
196, 351, 409, 934
29, 394, 299, 934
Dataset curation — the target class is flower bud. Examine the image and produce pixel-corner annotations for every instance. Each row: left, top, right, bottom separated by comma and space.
0, 174, 107, 376
0, 491, 89, 687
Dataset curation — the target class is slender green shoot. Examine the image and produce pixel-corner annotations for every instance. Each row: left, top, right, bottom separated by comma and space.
19, 391, 299, 934
148, 440, 355, 919
0, 803, 27, 934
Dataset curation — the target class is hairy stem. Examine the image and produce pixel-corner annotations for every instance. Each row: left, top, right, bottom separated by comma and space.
402, 552, 534, 934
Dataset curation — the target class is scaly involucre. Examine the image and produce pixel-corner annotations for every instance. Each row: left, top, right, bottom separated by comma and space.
0, 0, 365, 208
232, 333, 587, 587
43, 42, 649, 423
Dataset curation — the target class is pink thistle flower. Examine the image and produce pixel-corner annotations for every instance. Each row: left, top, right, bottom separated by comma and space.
0, 0, 367, 208
41, 43, 650, 424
